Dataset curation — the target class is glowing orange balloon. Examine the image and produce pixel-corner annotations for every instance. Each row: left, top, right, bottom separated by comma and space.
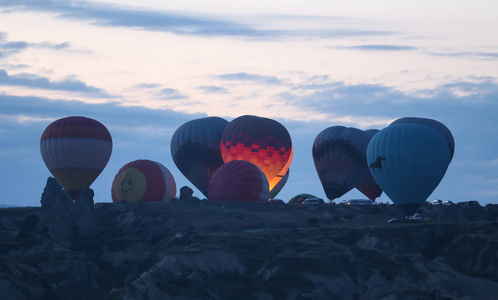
220, 115, 292, 190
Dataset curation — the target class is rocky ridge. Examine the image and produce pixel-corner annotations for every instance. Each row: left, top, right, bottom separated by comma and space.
0, 177, 497, 299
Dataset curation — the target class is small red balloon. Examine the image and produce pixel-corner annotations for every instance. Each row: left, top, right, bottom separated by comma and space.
208, 160, 269, 203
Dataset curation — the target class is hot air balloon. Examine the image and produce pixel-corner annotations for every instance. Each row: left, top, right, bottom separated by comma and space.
170, 117, 228, 198
208, 160, 269, 203
312, 126, 370, 201
367, 123, 451, 215
390, 117, 455, 162
220, 115, 292, 190
40, 116, 112, 200
111, 159, 176, 203
356, 129, 383, 201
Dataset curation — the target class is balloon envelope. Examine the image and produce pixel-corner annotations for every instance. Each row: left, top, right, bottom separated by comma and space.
356, 129, 383, 201
313, 126, 370, 201
208, 160, 269, 203
111, 159, 176, 203
367, 124, 451, 215
220, 115, 292, 190
171, 117, 228, 198
40, 116, 112, 200
390, 117, 455, 162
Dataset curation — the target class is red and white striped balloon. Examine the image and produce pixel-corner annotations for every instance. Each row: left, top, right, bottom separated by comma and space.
40, 116, 112, 200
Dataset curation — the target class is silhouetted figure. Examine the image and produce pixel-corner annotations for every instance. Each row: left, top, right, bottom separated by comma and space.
369, 156, 386, 172
179, 186, 194, 201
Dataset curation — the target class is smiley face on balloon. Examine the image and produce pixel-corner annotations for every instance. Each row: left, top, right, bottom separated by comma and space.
113, 167, 148, 202
111, 160, 176, 203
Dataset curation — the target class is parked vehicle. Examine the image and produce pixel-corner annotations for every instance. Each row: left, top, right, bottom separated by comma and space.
346, 199, 373, 205
457, 200, 480, 207
405, 213, 422, 222
443, 200, 454, 206
302, 198, 323, 205
268, 199, 285, 205
433, 199, 443, 205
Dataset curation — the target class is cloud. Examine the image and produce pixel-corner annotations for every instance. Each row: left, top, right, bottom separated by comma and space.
216, 72, 284, 85
0, 1, 396, 39
135, 83, 162, 89
196, 85, 229, 94
280, 78, 498, 129
425, 51, 498, 60
330, 44, 418, 51
0, 33, 74, 57
1, 64, 29, 70
1, 41, 29, 50
159, 88, 188, 100
0, 69, 108, 96
0, 0, 262, 37
36, 41, 71, 50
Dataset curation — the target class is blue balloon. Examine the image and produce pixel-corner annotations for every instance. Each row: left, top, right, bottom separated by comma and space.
367, 124, 451, 215
390, 117, 455, 162
171, 117, 228, 198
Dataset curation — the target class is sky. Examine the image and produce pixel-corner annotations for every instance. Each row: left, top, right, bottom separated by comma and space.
1, 0, 498, 207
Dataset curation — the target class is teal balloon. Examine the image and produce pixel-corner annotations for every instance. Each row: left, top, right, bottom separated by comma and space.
367, 124, 451, 215
390, 117, 455, 162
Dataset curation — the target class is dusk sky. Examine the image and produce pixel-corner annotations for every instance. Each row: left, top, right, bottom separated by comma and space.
1, 0, 498, 207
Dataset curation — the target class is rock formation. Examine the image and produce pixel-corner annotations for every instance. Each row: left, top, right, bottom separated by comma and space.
0, 180, 497, 299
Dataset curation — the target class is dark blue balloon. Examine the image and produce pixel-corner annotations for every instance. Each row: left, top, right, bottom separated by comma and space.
367, 123, 451, 215
171, 117, 228, 198
313, 126, 370, 200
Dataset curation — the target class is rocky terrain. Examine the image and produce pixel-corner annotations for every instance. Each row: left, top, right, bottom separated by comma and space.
1, 178, 498, 300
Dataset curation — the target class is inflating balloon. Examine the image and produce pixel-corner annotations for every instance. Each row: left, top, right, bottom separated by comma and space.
313, 126, 370, 201
220, 115, 292, 190
171, 117, 228, 198
40, 116, 112, 200
367, 123, 451, 215
208, 160, 269, 203
111, 159, 176, 203
390, 117, 455, 162
356, 129, 383, 201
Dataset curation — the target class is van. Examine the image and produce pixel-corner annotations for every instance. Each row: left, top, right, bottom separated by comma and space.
302, 198, 322, 205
